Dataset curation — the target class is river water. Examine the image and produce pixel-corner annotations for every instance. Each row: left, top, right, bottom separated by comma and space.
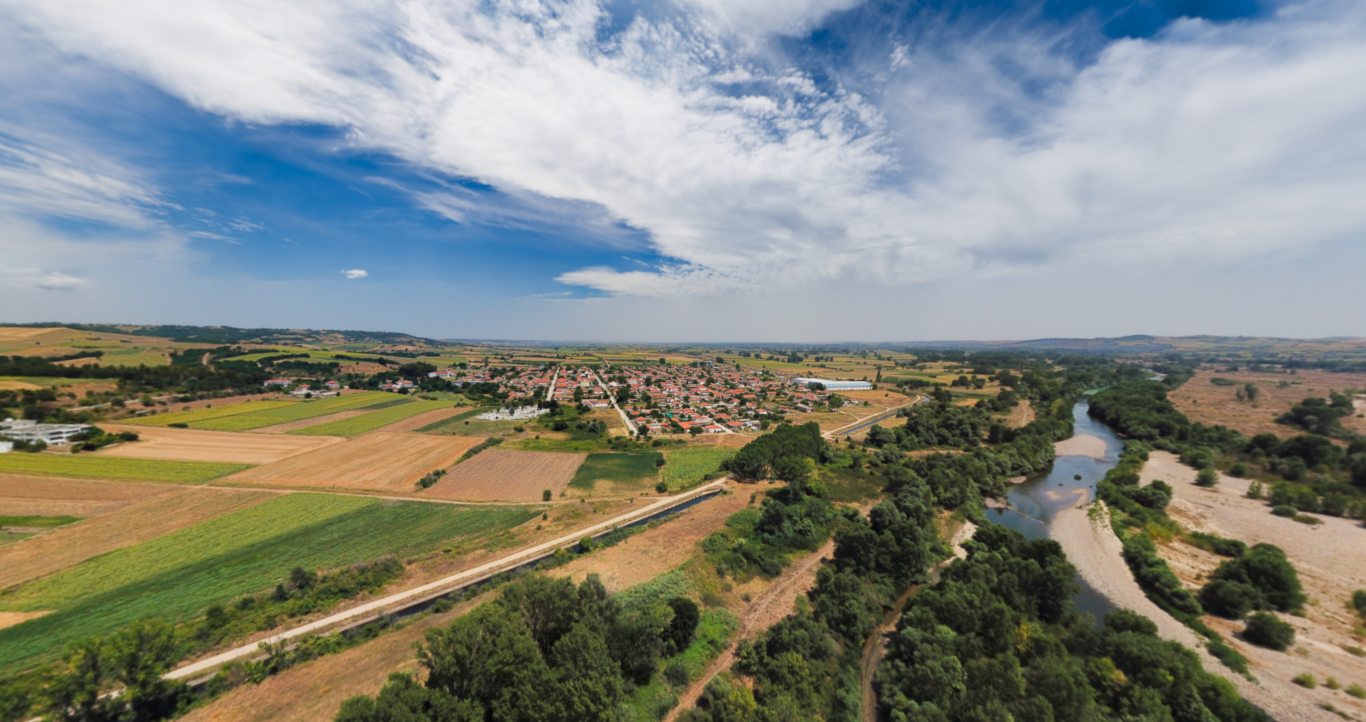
983, 402, 1126, 624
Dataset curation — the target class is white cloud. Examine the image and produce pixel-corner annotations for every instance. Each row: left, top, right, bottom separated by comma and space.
342, 269, 369, 278
3, 0, 1366, 301
36, 272, 85, 290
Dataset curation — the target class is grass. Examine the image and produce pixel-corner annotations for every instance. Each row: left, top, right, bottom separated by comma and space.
100, 351, 168, 367
122, 400, 296, 427
659, 447, 734, 492
0, 516, 82, 528
0, 376, 110, 387
193, 392, 404, 431
568, 452, 663, 491
416, 407, 496, 433
0, 493, 541, 671
289, 400, 454, 436
0, 454, 249, 483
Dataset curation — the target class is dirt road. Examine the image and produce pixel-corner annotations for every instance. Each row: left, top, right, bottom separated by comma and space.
663, 538, 837, 722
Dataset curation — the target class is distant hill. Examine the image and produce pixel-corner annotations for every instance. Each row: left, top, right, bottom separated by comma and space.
0, 323, 439, 347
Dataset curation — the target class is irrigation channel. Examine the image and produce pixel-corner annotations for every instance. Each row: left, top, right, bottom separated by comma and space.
985, 401, 1125, 623
166, 480, 726, 684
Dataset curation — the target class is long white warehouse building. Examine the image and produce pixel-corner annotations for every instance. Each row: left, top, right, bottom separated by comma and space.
792, 378, 873, 391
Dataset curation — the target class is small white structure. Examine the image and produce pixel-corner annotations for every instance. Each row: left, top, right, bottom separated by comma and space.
476, 406, 549, 421
792, 378, 873, 392
0, 440, 12, 454
0, 419, 92, 446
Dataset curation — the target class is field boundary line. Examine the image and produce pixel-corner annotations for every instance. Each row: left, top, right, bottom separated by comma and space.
164, 479, 728, 682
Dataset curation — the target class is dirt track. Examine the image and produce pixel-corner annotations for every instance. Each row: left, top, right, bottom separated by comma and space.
664, 538, 836, 722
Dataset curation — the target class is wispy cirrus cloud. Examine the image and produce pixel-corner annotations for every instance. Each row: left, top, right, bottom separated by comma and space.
2, 0, 1365, 302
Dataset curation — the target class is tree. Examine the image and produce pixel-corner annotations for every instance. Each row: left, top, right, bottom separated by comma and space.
398, 362, 437, 380
550, 623, 622, 721
1243, 612, 1295, 651
663, 597, 700, 653
1195, 469, 1219, 487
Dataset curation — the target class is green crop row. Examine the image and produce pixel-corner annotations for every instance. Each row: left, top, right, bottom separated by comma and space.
0, 454, 250, 483
121, 400, 296, 427
0, 493, 541, 671
290, 400, 454, 436
193, 392, 403, 431
660, 446, 734, 491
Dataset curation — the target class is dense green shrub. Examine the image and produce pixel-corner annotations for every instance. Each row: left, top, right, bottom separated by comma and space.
1242, 612, 1295, 651
1206, 544, 1305, 613
1199, 580, 1261, 619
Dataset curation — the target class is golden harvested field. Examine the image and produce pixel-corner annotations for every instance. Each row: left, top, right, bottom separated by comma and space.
225, 433, 485, 491
0, 380, 42, 391
0, 474, 172, 517
0, 486, 273, 589
1169, 369, 1366, 439
93, 424, 344, 464
0, 612, 50, 631
838, 389, 912, 404
0, 327, 56, 342
422, 449, 585, 502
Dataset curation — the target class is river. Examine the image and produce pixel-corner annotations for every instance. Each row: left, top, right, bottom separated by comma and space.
983, 401, 1125, 624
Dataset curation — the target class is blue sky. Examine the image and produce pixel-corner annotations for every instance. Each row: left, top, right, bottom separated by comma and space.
1, 0, 1362, 341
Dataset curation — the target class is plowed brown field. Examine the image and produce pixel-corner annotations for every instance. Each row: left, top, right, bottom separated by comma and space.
422, 449, 585, 502
95, 424, 344, 464
0, 486, 273, 588
225, 433, 484, 491
0, 474, 172, 517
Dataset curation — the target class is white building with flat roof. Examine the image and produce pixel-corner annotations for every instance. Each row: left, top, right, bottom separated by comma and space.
0, 419, 92, 446
791, 378, 873, 392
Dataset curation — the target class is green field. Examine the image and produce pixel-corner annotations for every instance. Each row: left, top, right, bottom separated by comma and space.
659, 446, 734, 491
0, 494, 541, 671
192, 392, 405, 431
123, 400, 297, 427
417, 407, 497, 434
100, 351, 168, 367
568, 452, 662, 491
0, 515, 82, 528
0, 377, 110, 387
0, 455, 250, 483
291, 400, 455, 436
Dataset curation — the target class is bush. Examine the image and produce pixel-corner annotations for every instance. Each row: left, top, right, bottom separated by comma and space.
1195, 469, 1219, 487
1199, 579, 1261, 619
1229, 462, 1249, 478
1291, 672, 1316, 689
1243, 612, 1295, 651
1246, 480, 1263, 499
1271, 505, 1297, 517
1352, 589, 1366, 617
168, 422, 189, 429
1207, 543, 1305, 612
542, 489, 552, 501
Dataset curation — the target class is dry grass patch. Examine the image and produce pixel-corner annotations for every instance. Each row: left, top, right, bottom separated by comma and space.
1169, 369, 1366, 439
0, 611, 50, 630
422, 448, 585, 502
0, 474, 171, 517
94, 424, 344, 464
0, 487, 273, 589
368, 405, 471, 434
0, 380, 42, 391
226, 433, 484, 492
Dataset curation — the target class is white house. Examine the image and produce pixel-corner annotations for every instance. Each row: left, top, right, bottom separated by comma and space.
0, 419, 91, 446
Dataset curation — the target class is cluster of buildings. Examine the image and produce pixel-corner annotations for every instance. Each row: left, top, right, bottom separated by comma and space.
0, 418, 92, 451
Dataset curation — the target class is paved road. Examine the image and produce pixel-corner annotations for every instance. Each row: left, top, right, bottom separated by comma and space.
165, 479, 727, 682
823, 395, 926, 439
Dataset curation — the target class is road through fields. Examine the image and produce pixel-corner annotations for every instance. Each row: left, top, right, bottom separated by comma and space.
164, 479, 728, 682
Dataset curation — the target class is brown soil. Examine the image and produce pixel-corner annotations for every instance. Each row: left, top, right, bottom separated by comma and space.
1143, 452, 1366, 719
248, 410, 370, 434
0, 487, 273, 588
421, 449, 585, 502
0, 611, 50, 629
0, 473, 171, 517
225, 433, 485, 492
1005, 400, 1034, 428
370, 406, 470, 434
1169, 369, 1366, 440
840, 390, 913, 404
1053, 434, 1107, 459
94, 424, 344, 464
548, 489, 752, 591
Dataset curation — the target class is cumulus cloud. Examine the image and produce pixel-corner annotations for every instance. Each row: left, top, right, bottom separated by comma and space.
342, 269, 369, 279
3, 0, 1365, 298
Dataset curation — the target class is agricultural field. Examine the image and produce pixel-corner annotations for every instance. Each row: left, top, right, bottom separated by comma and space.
192, 392, 404, 431
659, 446, 734, 492
0, 454, 251, 484
567, 452, 662, 494
417, 407, 505, 434
98, 350, 168, 367
422, 448, 585, 502
0, 486, 272, 589
122, 400, 297, 427
290, 400, 455, 436
94, 424, 343, 464
363, 405, 469, 433
225, 433, 484, 491
0, 376, 114, 391
0, 474, 173, 518
0, 516, 80, 547
0, 493, 541, 671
